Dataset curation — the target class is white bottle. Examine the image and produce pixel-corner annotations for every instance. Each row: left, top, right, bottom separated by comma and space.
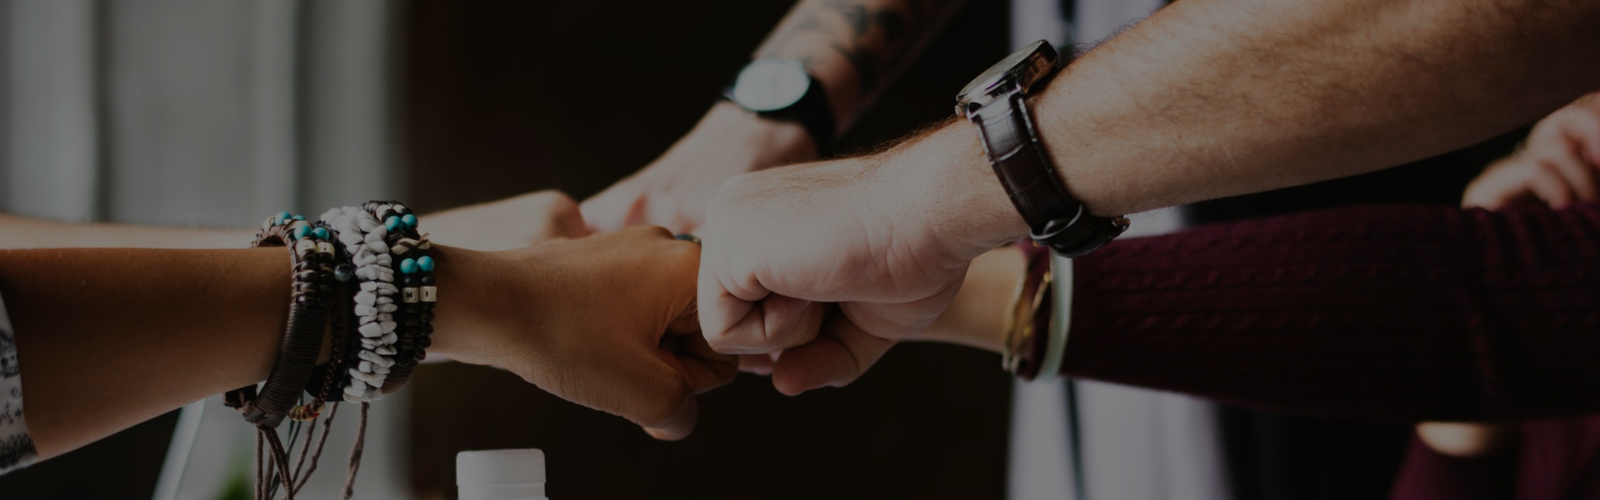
457, 449, 547, 500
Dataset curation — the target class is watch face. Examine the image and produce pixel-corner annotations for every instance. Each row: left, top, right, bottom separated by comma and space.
956, 40, 1057, 110
731, 59, 812, 112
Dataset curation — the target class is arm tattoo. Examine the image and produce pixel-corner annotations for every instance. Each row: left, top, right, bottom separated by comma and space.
760, 0, 967, 110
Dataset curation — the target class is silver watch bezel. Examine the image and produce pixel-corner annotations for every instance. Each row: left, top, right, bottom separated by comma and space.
955, 40, 1060, 117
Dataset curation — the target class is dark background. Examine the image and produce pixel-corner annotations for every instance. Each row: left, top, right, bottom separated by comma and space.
0, 0, 1536, 498
401, 1, 1015, 499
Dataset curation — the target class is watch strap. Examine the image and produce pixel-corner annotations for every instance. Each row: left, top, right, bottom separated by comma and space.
971, 91, 1128, 257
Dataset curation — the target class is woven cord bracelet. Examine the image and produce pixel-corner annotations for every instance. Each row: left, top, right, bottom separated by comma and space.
226, 212, 341, 500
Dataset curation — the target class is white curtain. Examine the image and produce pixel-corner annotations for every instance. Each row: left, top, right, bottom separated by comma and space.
0, 1, 408, 498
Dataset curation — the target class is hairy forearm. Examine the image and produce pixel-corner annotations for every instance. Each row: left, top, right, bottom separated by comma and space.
756, 0, 969, 129
900, 0, 1600, 250
1041, 0, 1600, 215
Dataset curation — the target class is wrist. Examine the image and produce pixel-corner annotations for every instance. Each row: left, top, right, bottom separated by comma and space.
885, 120, 1029, 259
687, 102, 819, 172
420, 244, 497, 363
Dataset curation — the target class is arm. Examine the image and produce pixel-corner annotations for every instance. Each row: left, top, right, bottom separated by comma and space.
925, 203, 1600, 422
0, 190, 587, 251
697, 0, 1600, 394
4, 227, 730, 461
579, 0, 969, 233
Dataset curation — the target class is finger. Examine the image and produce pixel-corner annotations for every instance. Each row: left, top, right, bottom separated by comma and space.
697, 259, 760, 352
641, 395, 698, 441
712, 295, 828, 355
1555, 106, 1600, 166
770, 316, 896, 396
665, 335, 740, 395
540, 192, 592, 240
1543, 149, 1600, 203
739, 353, 777, 375
1528, 161, 1577, 208
615, 355, 698, 441
578, 185, 648, 233
1462, 162, 1529, 210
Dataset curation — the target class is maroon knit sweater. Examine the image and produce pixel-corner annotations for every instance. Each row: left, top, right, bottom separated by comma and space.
1064, 202, 1600, 422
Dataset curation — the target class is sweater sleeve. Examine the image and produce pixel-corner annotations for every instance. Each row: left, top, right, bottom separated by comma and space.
1062, 203, 1600, 422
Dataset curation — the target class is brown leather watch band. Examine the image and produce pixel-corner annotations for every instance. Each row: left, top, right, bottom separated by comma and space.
969, 91, 1129, 257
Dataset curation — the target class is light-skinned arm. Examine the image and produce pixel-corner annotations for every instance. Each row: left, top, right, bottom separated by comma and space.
580, 0, 970, 233
697, 0, 1600, 394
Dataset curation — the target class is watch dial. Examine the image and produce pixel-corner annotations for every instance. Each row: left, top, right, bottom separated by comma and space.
958, 40, 1047, 101
732, 59, 811, 112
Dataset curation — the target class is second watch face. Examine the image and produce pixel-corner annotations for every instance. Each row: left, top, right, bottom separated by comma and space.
731, 59, 811, 112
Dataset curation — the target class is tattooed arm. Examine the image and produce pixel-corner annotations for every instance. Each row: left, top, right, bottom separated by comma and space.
756, 0, 968, 131
581, 0, 969, 233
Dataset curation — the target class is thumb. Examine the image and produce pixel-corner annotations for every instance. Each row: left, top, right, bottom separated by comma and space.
770, 315, 896, 396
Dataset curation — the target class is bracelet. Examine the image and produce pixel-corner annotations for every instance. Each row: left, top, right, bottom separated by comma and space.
1033, 255, 1072, 381
226, 212, 340, 428
321, 205, 399, 403
1003, 239, 1056, 380
227, 212, 346, 500
359, 200, 435, 394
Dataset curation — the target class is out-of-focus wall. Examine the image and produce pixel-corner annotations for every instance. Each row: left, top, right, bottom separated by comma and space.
0, 1, 405, 499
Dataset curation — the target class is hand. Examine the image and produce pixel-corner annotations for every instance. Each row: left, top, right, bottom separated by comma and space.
432, 226, 736, 440
696, 124, 1026, 395
422, 190, 590, 251
1462, 94, 1600, 210
580, 102, 817, 234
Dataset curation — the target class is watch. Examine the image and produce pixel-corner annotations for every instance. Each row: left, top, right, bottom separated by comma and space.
955, 40, 1129, 257
725, 58, 838, 157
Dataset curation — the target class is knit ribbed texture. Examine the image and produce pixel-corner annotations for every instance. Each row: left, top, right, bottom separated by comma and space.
1064, 203, 1600, 421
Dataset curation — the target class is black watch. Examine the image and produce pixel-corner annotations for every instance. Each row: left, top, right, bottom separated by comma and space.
955, 40, 1129, 257
725, 58, 837, 157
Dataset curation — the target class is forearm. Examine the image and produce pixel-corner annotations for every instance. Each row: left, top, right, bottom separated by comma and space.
897, 0, 1600, 251
1036, 0, 1600, 216
755, 0, 969, 129
0, 244, 493, 459
2, 248, 289, 458
1064, 203, 1600, 421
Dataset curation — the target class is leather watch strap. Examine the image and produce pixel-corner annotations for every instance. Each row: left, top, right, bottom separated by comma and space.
970, 92, 1128, 257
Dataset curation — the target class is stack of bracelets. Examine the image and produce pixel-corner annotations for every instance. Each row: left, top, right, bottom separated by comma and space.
223, 201, 437, 500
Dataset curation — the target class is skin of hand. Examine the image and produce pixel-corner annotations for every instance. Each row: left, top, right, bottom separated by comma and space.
579, 103, 817, 234
1462, 94, 1600, 210
422, 190, 590, 250
739, 245, 1025, 375
1403, 97, 1600, 457
7, 227, 731, 459
697, 124, 1026, 395
698, 0, 1600, 396
0, 190, 588, 251
426, 226, 737, 441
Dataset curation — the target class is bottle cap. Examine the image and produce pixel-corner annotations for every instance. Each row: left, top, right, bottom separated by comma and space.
457, 449, 546, 500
